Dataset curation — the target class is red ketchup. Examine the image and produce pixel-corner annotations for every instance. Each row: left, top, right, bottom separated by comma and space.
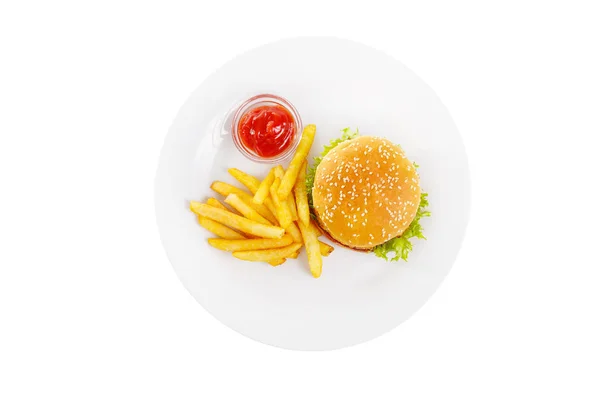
238, 105, 296, 158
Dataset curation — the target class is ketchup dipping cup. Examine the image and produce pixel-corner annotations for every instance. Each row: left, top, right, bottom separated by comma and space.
231, 94, 303, 164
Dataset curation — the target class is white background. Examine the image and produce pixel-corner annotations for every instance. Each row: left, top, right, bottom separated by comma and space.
1, 0, 599, 399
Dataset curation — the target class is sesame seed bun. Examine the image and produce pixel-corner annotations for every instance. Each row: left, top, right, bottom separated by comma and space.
312, 136, 421, 250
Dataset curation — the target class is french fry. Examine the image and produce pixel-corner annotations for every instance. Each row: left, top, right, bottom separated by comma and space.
226, 170, 284, 227
257, 196, 300, 241
227, 169, 286, 236
211, 181, 277, 224
285, 222, 303, 243
191, 203, 284, 239
259, 173, 302, 241
269, 178, 292, 229
241, 183, 300, 240
243, 197, 278, 225
268, 259, 286, 267
298, 220, 323, 278
192, 199, 247, 223
274, 165, 284, 179
190, 200, 204, 211
196, 216, 245, 239
287, 251, 300, 259
262, 198, 280, 221
258, 197, 280, 225
206, 197, 228, 210
308, 221, 322, 237
224, 194, 272, 226
228, 168, 261, 193
195, 198, 263, 239
233, 243, 302, 262
203, 197, 261, 238
318, 240, 334, 256
288, 192, 299, 221
253, 168, 275, 204
277, 124, 316, 200
279, 200, 294, 226
208, 234, 293, 252
211, 180, 252, 197
294, 160, 310, 227
227, 171, 287, 227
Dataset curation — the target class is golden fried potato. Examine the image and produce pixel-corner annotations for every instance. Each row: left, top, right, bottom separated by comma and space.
206, 197, 228, 211
269, 178, 292, 229
268, 259, 286, 267
233, 243, 302, 262
253, 168, 275, 205
228, 168, 261, 193
294, 159, 310, 227
287, 250, 300, 259
196, 216, 245, 239
308, 220, 322, 237
208, 234, 293, 252
211, 181, 277, 224
284, 222, 303, 243
274, 165, 284, 179
318, 240, 334, 256
191, 203, 284, 239
288, 191, 299, 221
277, 124, 316, 200
224, 194, 272, 226
298, 219, 322, 278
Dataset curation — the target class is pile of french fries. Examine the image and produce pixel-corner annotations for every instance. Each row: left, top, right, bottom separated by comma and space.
189, 125, 332, 278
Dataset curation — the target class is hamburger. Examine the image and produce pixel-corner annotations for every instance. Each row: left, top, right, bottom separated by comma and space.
306, 129, 430, 261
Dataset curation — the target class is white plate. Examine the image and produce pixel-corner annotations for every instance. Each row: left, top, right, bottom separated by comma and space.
155, 37, 470, 351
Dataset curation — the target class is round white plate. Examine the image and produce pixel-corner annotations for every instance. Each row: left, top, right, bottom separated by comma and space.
155, 37, 470, 351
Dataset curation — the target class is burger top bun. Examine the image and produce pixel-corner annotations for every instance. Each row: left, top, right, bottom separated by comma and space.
312, 136, 421, 249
